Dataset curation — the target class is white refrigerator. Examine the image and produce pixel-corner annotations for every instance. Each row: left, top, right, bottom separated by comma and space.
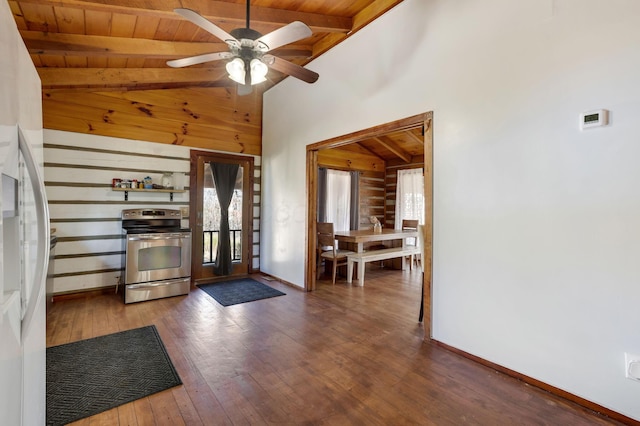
1, 0, 48, 422
0, 124, 49, 424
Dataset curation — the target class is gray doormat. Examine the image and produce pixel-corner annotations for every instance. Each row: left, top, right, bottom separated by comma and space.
198, 278, 286, 306
46, 325, 181, 426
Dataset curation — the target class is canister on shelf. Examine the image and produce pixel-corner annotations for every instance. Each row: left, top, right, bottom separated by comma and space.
162, 172, 173, 189
173, 172, 184, 190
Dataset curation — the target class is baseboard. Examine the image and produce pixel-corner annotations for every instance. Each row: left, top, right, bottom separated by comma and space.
432, 340, 639, 425
254, 272, 303, 291
52, 285, 117, 302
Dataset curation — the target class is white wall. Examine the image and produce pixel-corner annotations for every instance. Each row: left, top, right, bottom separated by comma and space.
261, 0, 640, 420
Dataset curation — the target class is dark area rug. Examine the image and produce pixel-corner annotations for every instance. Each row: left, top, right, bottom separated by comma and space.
46, 325, 182, 426
198, 278, 286, 306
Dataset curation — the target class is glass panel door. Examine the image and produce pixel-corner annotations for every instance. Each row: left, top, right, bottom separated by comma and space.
190, 151, 253, 284
202, 163, 243, 264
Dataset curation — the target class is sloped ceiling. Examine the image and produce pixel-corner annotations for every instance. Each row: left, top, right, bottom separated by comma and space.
9, 0, 421, 162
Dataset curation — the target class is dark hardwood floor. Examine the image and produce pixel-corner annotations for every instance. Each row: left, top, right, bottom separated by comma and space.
47, 267, 622, 425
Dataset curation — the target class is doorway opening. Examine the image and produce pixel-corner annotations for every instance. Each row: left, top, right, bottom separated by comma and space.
305, 112, 433, 337
190, 150, 254, 285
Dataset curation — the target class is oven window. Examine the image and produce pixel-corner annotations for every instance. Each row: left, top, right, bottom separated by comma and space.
138, 246, 182, 271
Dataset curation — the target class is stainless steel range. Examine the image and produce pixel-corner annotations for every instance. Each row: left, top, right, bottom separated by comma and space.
121, 208, 191, 304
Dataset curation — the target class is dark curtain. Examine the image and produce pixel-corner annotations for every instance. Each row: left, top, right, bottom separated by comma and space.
210, 162, 239, 276
317, 167, 327, 223
349, 171, 360, 230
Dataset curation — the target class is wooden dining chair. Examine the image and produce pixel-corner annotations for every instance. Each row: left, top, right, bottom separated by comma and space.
317, 222, 355, 284
402, 219, 419, 270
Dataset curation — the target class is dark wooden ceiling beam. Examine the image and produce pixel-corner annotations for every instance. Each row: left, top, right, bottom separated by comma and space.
22, 31, 225, 58
311, 0, 403, 58
352, 141, 383, 159
21, 31, 312, 59
374, 135, 411, 163
15, 0, 352, 33
405, 130, 424, 146
38, 67, 229, 88
353, 0, 404, 30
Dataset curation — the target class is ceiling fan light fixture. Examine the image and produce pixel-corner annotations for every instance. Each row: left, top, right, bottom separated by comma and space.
226, 57, 246, 84
171, 3, 319, 94
249, 58, 268, 85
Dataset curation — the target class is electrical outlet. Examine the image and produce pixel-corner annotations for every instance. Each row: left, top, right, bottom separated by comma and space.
180, 207, 189, 217
624, 352, 640, 381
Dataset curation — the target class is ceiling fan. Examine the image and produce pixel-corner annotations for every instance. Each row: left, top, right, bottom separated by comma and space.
167, 0, 319, 95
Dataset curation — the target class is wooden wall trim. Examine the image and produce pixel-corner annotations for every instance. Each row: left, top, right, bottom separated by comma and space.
307, 113, 429, 151
432, 340, 640, 426
306, 149, 319, 291
422, 112, 433, 338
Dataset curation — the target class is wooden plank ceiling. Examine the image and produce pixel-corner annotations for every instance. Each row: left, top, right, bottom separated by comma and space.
9, 0, 421, 164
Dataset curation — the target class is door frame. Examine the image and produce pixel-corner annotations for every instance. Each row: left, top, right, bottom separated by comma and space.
305, 112, 433, 338
189, 150, 254, 285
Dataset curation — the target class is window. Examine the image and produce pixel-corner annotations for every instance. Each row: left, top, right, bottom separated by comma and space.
325, 169, 351, 232
395, 168, 425, 229
203, 163, 243, 264
318, 168, 360, 231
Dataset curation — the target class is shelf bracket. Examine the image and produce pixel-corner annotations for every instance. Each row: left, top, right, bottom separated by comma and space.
170, 192, 174, 202
124, 190, 128, 201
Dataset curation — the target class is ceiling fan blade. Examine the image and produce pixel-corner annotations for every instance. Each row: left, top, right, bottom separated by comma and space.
255, 21, 312, 52
264, 55, 319, 84
237, 83, 253, 96
167, 52, 233, 68
174, 8, 238, 45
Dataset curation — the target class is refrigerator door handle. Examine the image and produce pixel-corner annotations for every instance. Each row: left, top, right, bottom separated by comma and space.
18, 126, 50, 340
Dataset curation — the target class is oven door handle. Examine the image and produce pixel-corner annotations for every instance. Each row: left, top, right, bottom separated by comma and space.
128, 233, 191, 241
127, 281, 185, 290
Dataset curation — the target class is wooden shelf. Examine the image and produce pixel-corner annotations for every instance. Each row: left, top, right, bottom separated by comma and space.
112, 187, 186, 201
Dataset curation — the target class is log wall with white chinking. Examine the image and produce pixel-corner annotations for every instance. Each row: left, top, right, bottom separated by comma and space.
359, 171, 385, 228
44, 129, 261, 295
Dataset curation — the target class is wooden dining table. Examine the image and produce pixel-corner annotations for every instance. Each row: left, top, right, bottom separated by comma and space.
333, 228, 418, 253
332, 228, 418, 283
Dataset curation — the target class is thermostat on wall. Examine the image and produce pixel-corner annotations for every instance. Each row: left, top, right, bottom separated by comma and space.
580, 109, 609, 130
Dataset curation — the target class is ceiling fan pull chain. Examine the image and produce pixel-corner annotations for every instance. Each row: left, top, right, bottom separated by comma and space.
246, 0, 250, 29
